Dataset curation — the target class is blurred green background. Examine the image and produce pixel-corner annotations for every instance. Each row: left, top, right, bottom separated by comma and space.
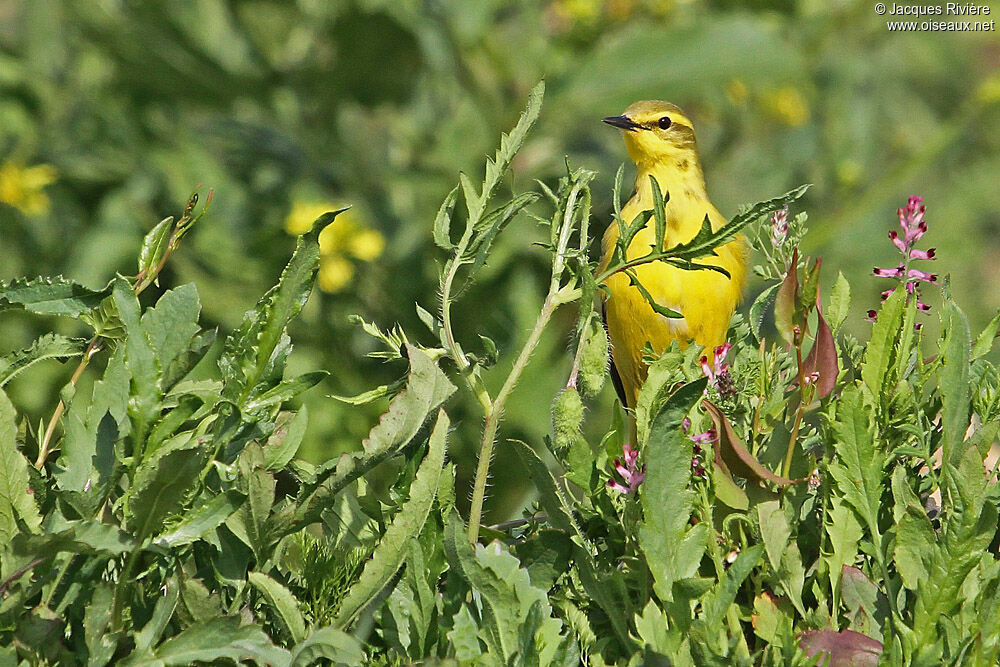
2, 0, 999, 524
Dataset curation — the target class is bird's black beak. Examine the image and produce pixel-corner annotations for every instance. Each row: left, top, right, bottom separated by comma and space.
602, 115, 642, 131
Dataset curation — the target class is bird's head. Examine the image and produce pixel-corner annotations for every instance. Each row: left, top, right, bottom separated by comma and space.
603, 100, 699, 167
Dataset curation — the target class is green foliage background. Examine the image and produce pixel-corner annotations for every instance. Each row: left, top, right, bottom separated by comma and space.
2, 0, 999, 524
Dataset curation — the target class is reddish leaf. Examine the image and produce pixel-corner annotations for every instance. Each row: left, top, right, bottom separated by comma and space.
703, 400, 796, 487
801, 305, 839, 399
798, 629, 882, 666
774, 247, 799, 345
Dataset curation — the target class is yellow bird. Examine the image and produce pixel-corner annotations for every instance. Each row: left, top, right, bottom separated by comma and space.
599, 101, 747, 410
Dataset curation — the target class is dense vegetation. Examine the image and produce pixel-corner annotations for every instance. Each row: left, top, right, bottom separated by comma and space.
1, 85, 998, 665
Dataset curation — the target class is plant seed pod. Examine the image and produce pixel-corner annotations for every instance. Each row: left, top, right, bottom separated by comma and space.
552, 386, 585, 453
579, 316, 609, 398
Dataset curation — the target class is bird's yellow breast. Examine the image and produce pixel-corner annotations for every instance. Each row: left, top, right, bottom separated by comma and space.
599, 169, 746, 408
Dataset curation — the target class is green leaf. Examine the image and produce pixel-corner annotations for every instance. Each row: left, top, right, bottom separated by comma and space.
0, 333, 85, 387
124, 440, 208, 543
136, 217, 174, 281
893, 504, 934, 591
481, 80, 544, 203
12, 519, 135, 558
84, 584, 118, 666
334, 408, 449, 628
757, 500, 789, 571
120, 616, 289, 666
972, 309, 1000, 360
666, 184, 810, 263
939, 294, 971, 466
701, 544, 764, 631
443, 512, 568, 665
56, 347, 128, 493
827, 386, 883, 538
141, 283, 201, 377
133, 578, 180, 653
639, 380, 710, 602
432, 185, 460, 250
861, 286, 906, 406
0, 389, 40, 542
287, 627, 365, 667
262, 408, 308, 471
113, 277, 161, 448
0, 276, 108, 317
249, 571, 307, 644
649, 174, 668, 248
288, 346, 453, 534
153, 490, 245, 548
219, 210, 345, 403
749, 283, 780, 342
242, 371, 327, 414
827, 271, 851, 333
774, 248, 799, 346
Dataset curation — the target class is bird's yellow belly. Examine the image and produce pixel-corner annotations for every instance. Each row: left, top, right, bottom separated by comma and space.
602, 226, 743, 407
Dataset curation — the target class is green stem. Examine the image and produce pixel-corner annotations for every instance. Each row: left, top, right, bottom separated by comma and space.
467, 291, 564, 543
782, 336, 808, 479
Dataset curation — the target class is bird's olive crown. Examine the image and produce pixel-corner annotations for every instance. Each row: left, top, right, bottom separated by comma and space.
614, 100, 699, 161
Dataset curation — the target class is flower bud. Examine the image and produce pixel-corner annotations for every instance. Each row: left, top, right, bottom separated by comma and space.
552, 387, 585, 453
578, 316, 609, 398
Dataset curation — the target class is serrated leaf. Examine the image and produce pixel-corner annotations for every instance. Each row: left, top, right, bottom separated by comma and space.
939, 294, 971, 466
125, 440, 208, 543
219, 210, 344, 403
0, 275, 109, 317
287, 347, 453, 534
334, 409, 448, 628
288, 627, 365, 667
84, 584, 118, 666
262, 408, 308, 471
12, 519, 135, 557
0, 389, 40, 541
249, 572, 306, 644
701, 544, 763, 632
433, 185, 460, 249
133, 579, 180, 654
120, 616, 289, 666
827, 387, 882, 537
639, 380, 711, 602
443, 513, 567, 665
649, 175, 668, 248
861, 286, 906, 405
153, 490, 245, 548
0, 333, 85, 387
113, 277, 161, 447
749, 283, 780, 342
141, 283, 201, 374
666, 184, 810, 263
481, 80, 544, 203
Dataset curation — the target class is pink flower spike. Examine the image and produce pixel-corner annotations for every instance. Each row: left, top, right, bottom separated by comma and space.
873, 264, 904, 278
907, 268, 937, 283
905, 281, 917, 294
916, 300, 931, 312
888, 230, 907, 252
682, 417, 691, 433
881, 288, 894, 302
866, 310, 878, 322
909, 248, 936, 261
714, 342, 732, 362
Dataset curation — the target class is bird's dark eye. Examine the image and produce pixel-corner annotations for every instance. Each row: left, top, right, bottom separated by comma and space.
657, 116, 672, 130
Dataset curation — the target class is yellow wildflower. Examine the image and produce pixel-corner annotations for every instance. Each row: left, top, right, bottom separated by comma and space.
318, 255, 355, 293
284, 200, 385, 293
977, 74, 1000, 106
0, 161, 57, 215
761, 87, 810, 127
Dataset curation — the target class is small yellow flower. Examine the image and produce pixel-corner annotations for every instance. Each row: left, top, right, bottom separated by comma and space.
761, 87, 810, 127
318, 255, 355, 293
284, 200, 385, 293
0, 161, 57, 215
977, 74, 1000, 106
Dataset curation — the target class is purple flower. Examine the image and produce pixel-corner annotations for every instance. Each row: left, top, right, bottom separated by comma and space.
871, 195, 937, 324
607, 443, 645, 495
